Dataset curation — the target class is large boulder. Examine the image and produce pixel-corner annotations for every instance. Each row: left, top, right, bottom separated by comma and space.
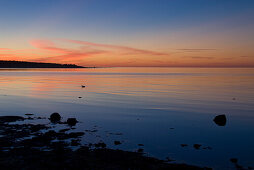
213, 114, 227, 126
49, 112, 61, 123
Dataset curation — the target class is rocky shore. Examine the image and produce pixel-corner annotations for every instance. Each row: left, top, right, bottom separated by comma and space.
0, 114, 209, 170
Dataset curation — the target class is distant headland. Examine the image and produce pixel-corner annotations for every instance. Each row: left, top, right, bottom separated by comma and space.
0, 60, 85, 68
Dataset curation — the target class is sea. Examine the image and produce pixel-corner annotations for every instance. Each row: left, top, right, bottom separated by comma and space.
0, 67, 254, 169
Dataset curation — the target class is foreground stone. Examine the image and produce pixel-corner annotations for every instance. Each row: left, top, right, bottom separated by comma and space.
67, 118, 78, 126
213, 114, 227, 126
49, 112, 61, 123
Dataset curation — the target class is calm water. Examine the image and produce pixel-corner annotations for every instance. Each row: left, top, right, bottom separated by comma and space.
0, 67, 254, 169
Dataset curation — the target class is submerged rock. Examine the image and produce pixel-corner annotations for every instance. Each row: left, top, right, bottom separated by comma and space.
49, 112, 61, 123
213, 114, 227, 126
67, 118, 78, 126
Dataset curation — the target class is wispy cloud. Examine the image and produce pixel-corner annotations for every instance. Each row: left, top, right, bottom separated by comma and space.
0, 48, 11, 51
59, 38, 168, 56
4, 38, 253, 67
240, 56, 252, 58
191, 56, 214, 59
2, 38, 168, 65
182, 56, 214, 59
177, 49, 217, 52
30, 40, 71, 54
27, 38, 169, 63
29, 39, 107, 63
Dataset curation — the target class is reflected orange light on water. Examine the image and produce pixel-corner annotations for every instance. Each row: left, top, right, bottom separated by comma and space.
0, 68, 254, 107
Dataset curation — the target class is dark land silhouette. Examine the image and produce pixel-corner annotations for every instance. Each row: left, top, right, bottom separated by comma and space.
0, 60, 84, 68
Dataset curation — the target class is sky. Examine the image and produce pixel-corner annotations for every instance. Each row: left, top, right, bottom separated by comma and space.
0, 0, 254, 67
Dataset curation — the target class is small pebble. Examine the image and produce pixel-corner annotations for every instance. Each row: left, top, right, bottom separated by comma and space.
114, 141, 121, 145
193, 144, 201, 149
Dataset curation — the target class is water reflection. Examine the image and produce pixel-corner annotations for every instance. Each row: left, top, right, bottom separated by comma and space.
0, 67, 254, 169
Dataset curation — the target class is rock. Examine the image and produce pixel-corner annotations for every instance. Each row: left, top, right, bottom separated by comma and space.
94, 142, 106, 148
114, 141, 121, 145
137, 148, 144, 153
49, 112, 61, 123
166, 157, 175, 162
85, 129, 98, 133
203, 146, 212, 150
59, 128, 71, 133
230, 158, 238, 163
68, 132, 84, 138
67, 118, 78, 126
30, 124, 48, 132
213, 114, 227, 126
25, 113, 34, 116
193, 144, 201, 150
71, 139, 81, 146
0, 116, 24, 123
181, 144, 188, 147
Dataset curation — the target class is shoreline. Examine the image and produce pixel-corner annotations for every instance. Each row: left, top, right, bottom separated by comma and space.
0, 114, 209, 170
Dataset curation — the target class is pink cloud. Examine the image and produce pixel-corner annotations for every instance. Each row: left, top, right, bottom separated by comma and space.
29, 39, 108, 63
59, 38, 168, 56
0, 48, 11, 51
29, 40, 71, 54
27, 38, 168, 64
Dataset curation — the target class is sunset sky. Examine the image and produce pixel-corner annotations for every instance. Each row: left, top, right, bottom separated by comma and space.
0, 0, 254, 67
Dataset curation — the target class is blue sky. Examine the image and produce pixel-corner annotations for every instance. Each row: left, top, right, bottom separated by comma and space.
0, 0, 254, 66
